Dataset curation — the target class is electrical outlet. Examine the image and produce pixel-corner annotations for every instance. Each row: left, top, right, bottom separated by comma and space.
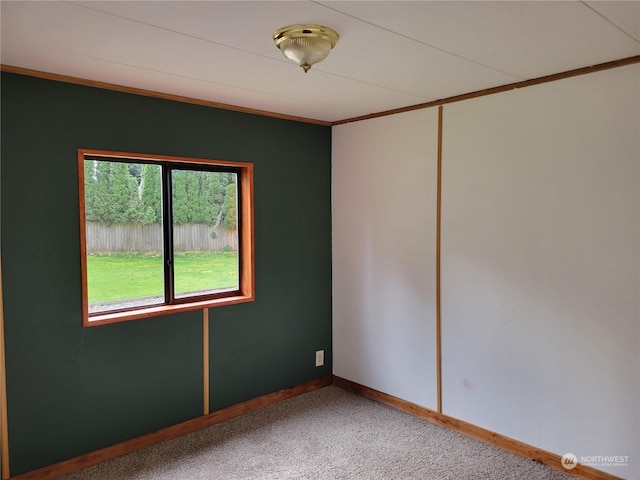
315, 350, 324, 367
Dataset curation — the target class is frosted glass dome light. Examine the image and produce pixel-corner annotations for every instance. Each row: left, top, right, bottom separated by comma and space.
273, 25, 339, 73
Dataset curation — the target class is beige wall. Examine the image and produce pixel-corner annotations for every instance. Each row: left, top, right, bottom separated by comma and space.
332, 64, 640, 478
333, 108, 439, 409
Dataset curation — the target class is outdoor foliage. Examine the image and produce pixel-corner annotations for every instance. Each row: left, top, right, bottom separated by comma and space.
84, 160, 237, 227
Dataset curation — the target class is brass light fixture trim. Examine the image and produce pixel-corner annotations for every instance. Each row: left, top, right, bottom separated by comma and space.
273, 24, 339, 73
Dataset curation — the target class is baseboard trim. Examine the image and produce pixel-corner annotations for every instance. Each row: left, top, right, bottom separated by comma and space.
332, 376, 622, 480
11, 375, 621, 480
11, 376, 332, 480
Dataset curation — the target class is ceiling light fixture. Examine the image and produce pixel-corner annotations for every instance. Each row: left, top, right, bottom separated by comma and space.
273, 25, 339, 73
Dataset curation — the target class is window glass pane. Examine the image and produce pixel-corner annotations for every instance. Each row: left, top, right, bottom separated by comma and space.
172, 170, 239, 298
84, 160, 164, 313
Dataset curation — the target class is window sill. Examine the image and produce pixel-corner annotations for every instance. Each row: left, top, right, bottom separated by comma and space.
83, 294, 254, 327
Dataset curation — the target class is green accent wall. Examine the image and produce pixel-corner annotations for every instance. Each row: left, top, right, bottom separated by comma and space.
0, 73, 332, 475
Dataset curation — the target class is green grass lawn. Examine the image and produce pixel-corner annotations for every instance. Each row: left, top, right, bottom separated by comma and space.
87, 252, 238, 303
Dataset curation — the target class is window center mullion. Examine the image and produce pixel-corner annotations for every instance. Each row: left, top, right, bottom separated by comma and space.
162, 164, 175, 304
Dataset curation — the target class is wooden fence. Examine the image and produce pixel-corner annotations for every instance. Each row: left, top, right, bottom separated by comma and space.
86, 222, 238, 253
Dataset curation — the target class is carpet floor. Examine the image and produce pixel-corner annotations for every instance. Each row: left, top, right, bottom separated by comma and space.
60, 385, 573, 479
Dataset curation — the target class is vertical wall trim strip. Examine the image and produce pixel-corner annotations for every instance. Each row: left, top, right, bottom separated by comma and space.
0, 257, 10, 479
203, 309, 210, 416
436, 106, 443, 414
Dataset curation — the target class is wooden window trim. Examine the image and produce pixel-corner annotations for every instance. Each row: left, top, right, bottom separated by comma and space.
78, 149, 255, 327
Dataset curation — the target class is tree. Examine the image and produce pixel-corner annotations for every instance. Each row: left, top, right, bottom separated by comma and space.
138, 164, 161, 224
90, 160, 114, 223
84, 160, 239, 229
172, 170, 189, 224
222, 181, 237, 230
198, 172, 225, 225
105, 162, 137, 223
84, 160, 99, 222
183, 171, 201, 223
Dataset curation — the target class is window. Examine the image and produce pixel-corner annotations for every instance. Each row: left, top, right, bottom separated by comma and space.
78, 149, 254, 326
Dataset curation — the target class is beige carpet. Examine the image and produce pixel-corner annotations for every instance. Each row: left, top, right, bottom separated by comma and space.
61, 386, 573, 479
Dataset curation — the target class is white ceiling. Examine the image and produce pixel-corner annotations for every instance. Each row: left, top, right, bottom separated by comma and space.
1, 1, 639, 123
